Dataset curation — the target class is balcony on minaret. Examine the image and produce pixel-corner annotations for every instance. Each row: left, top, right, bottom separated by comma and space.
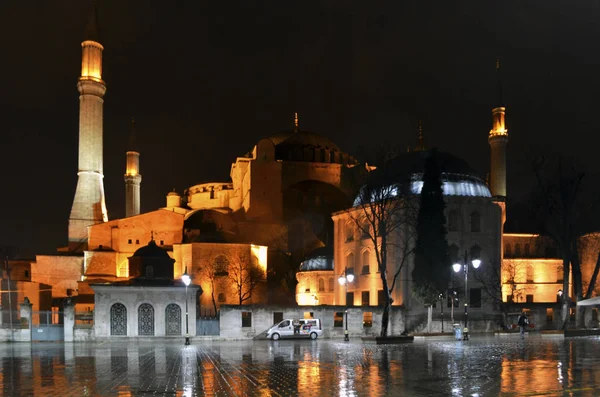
80, 40, 104, 83
489, 107, 508, 138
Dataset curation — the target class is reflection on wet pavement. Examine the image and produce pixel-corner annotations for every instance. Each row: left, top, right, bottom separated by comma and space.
1, 336, 600, 396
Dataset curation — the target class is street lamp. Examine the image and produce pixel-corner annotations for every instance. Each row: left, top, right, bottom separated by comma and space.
452, 250, 482, 334
338, 268, 354, 341
439, 293, 444, 333
182, 267, 191, 346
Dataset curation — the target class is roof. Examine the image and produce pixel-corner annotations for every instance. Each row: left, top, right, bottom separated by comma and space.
268, 130, 341, 152
131, 239, 172, 258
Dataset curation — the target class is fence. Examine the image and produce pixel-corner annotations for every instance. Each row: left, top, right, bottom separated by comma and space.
196, 312, 219, 336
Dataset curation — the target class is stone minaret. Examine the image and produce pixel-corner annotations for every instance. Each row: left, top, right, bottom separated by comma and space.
68, 3, 108, 250
125, 118, 142, 217
488, 59, 508, 198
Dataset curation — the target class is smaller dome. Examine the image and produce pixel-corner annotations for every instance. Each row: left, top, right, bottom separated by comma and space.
132, 240, 171, 258
167, 190, 180, 196
299, 246, 334, 271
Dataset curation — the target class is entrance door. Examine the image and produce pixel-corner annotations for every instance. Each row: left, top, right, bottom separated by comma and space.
31, 310, 64, 341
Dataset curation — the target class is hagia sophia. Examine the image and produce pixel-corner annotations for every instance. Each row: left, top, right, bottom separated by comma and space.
2, 5, 600, 336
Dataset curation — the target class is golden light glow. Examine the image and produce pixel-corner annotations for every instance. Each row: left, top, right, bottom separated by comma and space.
80, 41, 103, 81
489, 107, 508, 137
125, 169, 138, 177
251, 244, 268, 273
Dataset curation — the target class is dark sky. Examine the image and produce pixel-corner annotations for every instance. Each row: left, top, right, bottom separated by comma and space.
1, 1, 598, 257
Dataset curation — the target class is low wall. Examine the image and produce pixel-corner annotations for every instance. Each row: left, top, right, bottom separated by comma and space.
0, 327, 31, 342
74, 326, 95, 342
219, 304, 406, 340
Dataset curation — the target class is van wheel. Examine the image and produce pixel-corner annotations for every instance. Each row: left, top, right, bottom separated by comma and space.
271, 333, 280, 341
310, 332, 318, 340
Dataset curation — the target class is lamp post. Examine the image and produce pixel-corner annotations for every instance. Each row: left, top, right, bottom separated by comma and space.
452, 250, 481, 332
338, 268, 354, 341
439, 293, 444, 333
182, 267, 191, 346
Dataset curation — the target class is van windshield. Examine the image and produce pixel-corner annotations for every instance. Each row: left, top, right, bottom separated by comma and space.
279, 320, 290, 327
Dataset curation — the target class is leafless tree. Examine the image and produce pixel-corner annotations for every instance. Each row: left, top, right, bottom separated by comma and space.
348, 149, 418, 337
227, 251, 266, 305
196, 253, 219, 315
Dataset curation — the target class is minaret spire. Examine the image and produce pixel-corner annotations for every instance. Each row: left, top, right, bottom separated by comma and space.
68, 1, 108, 250
293, 112, 299, 133
125, 117, 142, 218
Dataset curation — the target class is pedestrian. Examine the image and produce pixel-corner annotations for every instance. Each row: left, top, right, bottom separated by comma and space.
517, 311, 529, 339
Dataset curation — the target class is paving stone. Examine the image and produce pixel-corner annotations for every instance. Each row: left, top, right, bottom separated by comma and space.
1, 336, 600, 396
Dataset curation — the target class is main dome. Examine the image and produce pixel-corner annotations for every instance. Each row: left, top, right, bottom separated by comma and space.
354, 150, 491, 206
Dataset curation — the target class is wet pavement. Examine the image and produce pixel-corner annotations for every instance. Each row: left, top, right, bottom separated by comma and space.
1, 335, 600, 396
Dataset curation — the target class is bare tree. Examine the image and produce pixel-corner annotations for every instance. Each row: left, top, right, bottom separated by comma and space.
227, 251, 266, 305
196, 254, 219, 315
348, 149, 418, 337
531, 156, 599, 329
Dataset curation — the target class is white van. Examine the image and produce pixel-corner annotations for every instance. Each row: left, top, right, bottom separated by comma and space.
266, 318, 322, 340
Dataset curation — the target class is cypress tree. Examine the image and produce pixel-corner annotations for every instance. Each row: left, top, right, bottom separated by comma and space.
412, 150, 451, 305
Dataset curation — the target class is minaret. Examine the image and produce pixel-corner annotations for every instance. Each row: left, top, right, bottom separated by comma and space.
415, 120, 426, 151
488, 59, 508, 198
125, 118, 142, 217
68, 1, 108, 250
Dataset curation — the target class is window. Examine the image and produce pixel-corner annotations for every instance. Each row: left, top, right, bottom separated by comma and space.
363, 312, 373, 327
146, 266, 154, 278
24, 270, 29, 279
218, 293, 226, 303
362, 251, 369, 274
361, 291, 370, 306
213, 255, 229, 276
346, 291, 354, 306
128, 239, 132, 244
334, 312, 344, 327
448, 210, 459, 232
546, 308, 554, 324
160, 240, 164, 245
135, 239, 140, 244
273, 312, 283, 324
470, 212, 481, 232
526, 294, 534, 303
318, 278, 325, 292
524, 243, 530, 257
360, 219, 370, 239
593, 308, 598, 322
328, 278, 334, 292
377, 290, 385, 306
241, 311, 252, 328
469, 288, 481, 308
527, 266, 534, 283
346, 253, 355, 275
449, 244, 459, 265
345, 222, 354, 242
515, 244, 521, 257
505, 243, 512, 257
470, 245, 482, 261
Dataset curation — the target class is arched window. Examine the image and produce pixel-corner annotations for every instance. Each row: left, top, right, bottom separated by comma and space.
361, 251, 370, 274
360, 218, 370, 239
449, 244, 460, 265
524, 244, 530, 257
328, 278, 334, 292
448, 210, 460, 232
138, 303, 154, 336
213, 255, 229, 275
110, 303, 127, 336
318, 278, 325, 292
165, 304, 181, 336
346, 253, 355, 274
145, 266, 154, 278
345, 222, 354, 242
505, 243, 512, 257
470, 245, 482, 260
470, 212, 481, 232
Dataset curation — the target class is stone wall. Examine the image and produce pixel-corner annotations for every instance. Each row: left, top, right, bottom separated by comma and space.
31, 255, 83, 298
219, 304, 405, 339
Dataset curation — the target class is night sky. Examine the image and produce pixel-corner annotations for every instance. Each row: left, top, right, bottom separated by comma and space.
1, 1, 598, 257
